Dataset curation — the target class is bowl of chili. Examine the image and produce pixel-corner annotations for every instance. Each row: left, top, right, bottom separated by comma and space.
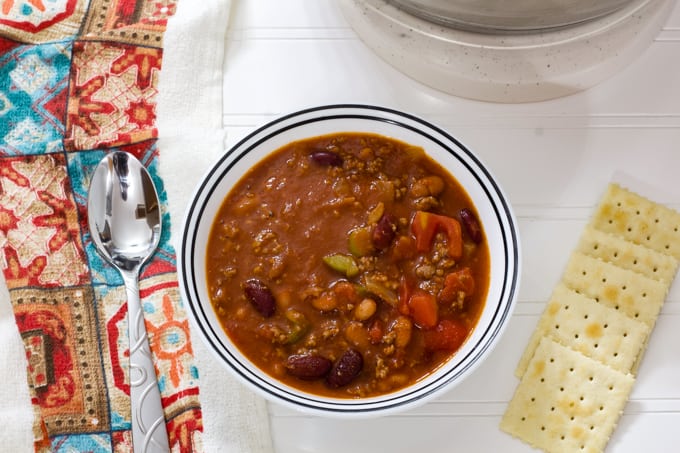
179, 104, 521, 416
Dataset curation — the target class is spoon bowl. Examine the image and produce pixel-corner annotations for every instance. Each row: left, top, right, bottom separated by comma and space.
88, 152, 161, 272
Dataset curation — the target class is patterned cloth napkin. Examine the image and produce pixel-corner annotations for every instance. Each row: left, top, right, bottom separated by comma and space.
0, 1, 204, 451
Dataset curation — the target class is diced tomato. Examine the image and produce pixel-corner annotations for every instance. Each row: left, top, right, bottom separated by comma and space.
411, 211, 439, 252
397, 276, 413, 316
368, 319, 384, 344
423, 319, 468, 352
407, 291, 438, 328
410, 211, 463, 258
438, 216, 463, 259
439, 267, 475, 304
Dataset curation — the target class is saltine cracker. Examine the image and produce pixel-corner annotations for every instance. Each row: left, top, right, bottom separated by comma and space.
562, 252, 668, 328
591, 183, 680, 260
577, 226, 678, 285
501, 337, 635, 453
515, 284, 650, 378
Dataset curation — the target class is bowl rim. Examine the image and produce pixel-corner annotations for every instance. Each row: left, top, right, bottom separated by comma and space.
178, 104, 521, 416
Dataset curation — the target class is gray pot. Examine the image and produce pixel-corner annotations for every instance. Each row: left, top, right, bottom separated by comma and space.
389, 0, 637, 32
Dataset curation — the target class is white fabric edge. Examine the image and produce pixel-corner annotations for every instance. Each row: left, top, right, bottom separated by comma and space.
0, 275, 33, 450
157, 1, 274, 452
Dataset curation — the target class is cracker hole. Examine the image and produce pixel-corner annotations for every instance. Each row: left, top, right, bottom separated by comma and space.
540, 378, 545, 382
579, 396, 584, 401
521, 417, 526, 421
623, 332, 628, 337
609, 385, 614, 391
634, 313, 640, 318
665, 244, 670, 250
541, 426, 546, 431
613, 352, 619, 357
627, 227, 632, 232
594, 343, 599, 348
550, 358, 555, 363
550, 407, 555, 412
642, 293, 647, 298
604, 323, 608, 329
636, 210, 641, 215
574, 334, 579, 339
633, 259, 638, 265
569, 367, 574, 373
615, 305, 620, 310
622, 285, 627, 291
560, 387, 565, 392
561, 435, 566, 440
589, 376, 594, 381
608, 219, 613, 224
584, 314, 589, 319
613, 252, 619, 258
599, 406, 604, 411
531, 397, 535, 402
555, 324, 560, 329
593, 244, 599, 250
654, 218, 659, 224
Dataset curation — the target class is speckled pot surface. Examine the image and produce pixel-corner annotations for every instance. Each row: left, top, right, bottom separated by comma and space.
341, 0, 671, 102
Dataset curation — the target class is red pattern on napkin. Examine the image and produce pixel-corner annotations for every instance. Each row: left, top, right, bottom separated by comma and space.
0, 1, 203, 451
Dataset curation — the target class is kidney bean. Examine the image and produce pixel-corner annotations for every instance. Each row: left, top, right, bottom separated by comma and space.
310, 151, 343, 167
286, 354, 332, 380
243, 278, 276, 317
372, 213, 396, 250
459, 208, 482, 244
326, 348, 363, 388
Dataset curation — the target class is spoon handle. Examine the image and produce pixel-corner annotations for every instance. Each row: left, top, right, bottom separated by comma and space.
123, 271, 170, 453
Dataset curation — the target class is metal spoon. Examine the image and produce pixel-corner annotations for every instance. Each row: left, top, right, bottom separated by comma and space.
88, 151, 170, 453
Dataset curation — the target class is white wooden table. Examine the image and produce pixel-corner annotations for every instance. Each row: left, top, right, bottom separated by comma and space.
222, 1, 680, 451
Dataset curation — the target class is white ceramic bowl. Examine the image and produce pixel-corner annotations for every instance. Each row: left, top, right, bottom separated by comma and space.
178, 104, 521, 416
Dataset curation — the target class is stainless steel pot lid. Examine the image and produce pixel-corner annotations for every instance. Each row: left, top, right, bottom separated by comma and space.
389, 0, 636, 32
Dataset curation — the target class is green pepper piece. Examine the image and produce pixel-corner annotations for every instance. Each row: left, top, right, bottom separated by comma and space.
348, 227, 374, 257
323, 253, 360, 278
283, 309, 309, 344
362, 274, 398, 306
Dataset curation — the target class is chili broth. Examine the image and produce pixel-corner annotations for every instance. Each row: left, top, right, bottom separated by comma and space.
206, 132, 490, 398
